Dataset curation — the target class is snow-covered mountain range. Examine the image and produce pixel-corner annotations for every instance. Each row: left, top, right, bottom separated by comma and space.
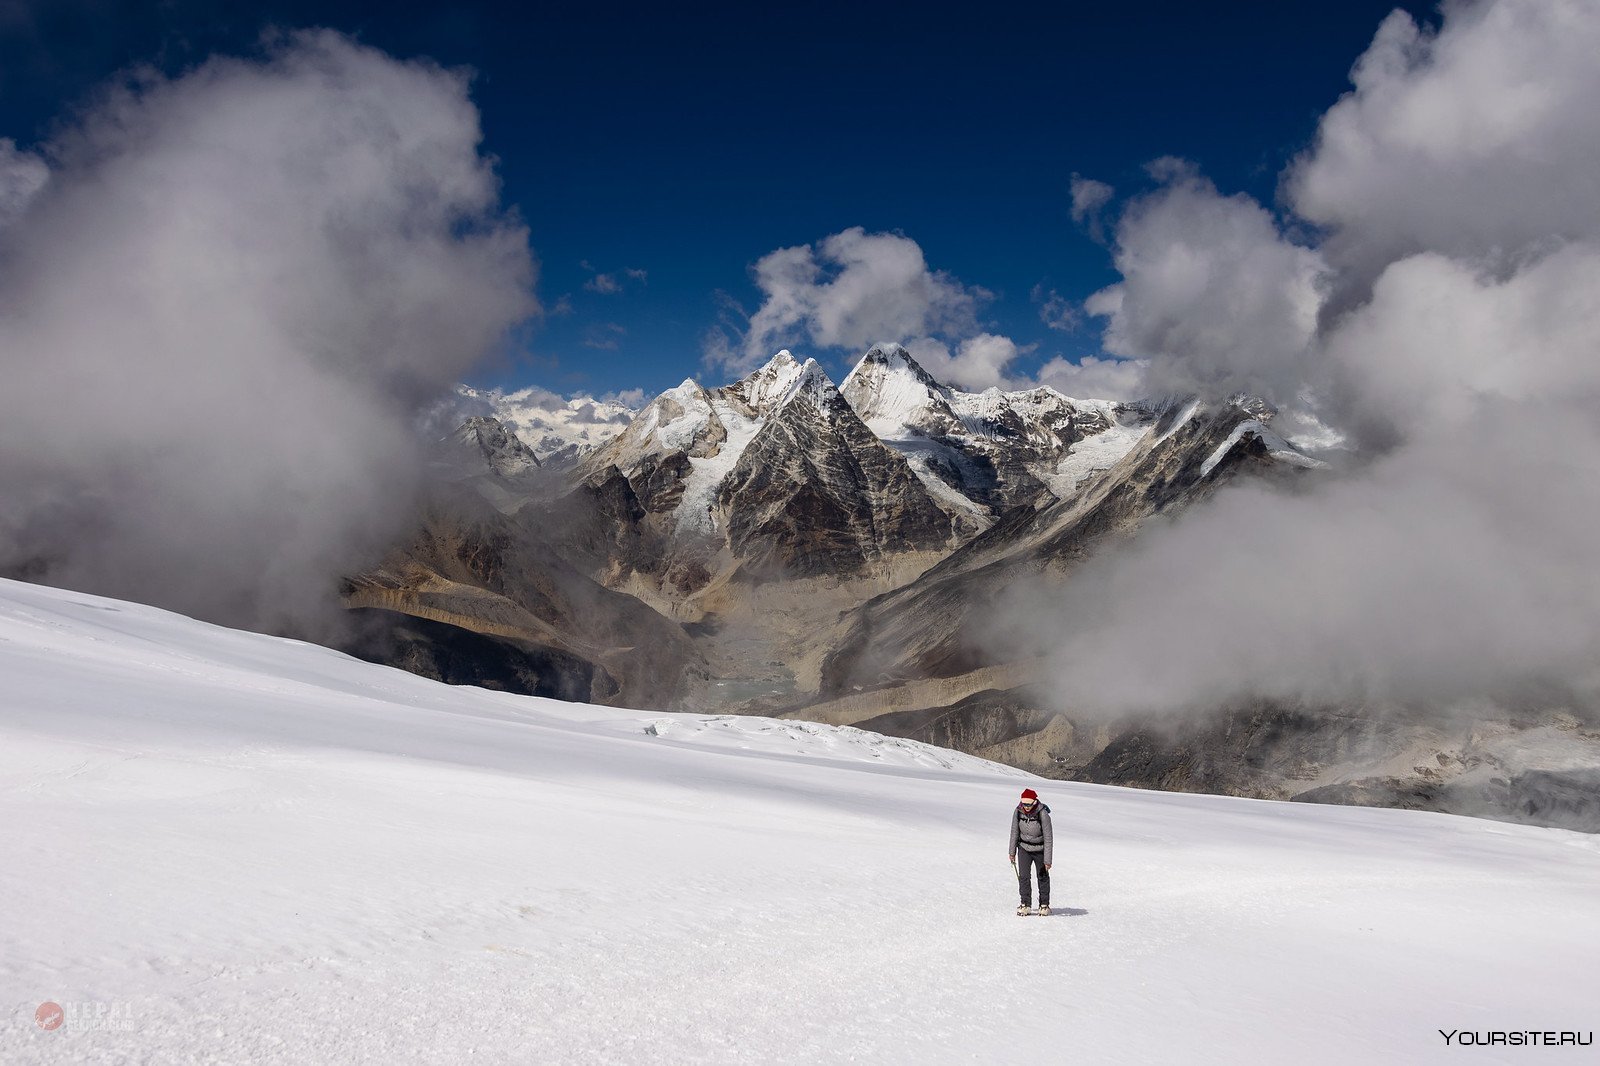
522, 345, 1184, 543
452, 384, 637, 467
5, 577, 1596, 1062
355, 346, 1600, 832
840, 344, 1149, 531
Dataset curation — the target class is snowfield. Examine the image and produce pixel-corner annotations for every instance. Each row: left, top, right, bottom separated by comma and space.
1, 578, 1597, 1064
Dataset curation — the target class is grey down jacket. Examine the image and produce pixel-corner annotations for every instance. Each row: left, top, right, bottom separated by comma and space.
1009, 803, 1053, 865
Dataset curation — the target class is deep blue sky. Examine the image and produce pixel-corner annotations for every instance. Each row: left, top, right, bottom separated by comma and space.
1, 1, 1437, 399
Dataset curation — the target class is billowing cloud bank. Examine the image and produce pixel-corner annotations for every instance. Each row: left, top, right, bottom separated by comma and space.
0, 31, 536, 632
1038, 0, 1600, 716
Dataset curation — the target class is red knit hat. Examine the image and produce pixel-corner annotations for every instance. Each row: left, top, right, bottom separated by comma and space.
1020, 788, 1038, 801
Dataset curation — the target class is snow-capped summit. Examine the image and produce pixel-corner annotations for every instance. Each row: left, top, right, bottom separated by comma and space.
723, 350, 806, 416
775, 357, 845, 415
839, 342, 960, 438
583, 378, 727, 482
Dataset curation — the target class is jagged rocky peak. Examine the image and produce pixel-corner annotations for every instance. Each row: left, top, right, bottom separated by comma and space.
1199, 408, 1326, 479
852, 342, 945, 390
1227, 393, 1278, 422
716, 357, 953, 576
778, 357, 850, 414
832, 342, 1149, 525
649, 379, 724, 456
721, 350, 806, 417
838, 342, 1114, 451
449, 416, 541, 477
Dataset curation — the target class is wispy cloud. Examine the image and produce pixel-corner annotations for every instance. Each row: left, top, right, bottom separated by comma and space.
1031, 283, 1079, 332
0, 138, 48, 228
581, 261, 647, 295
1069, 174, 1115, 243
582, 322, 627, 350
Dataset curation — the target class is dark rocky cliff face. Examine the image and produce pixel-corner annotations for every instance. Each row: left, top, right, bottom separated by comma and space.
718, 367, 951, 578
342, 607, 600, 702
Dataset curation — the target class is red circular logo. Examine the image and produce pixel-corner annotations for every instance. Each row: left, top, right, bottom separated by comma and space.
36, 1002, 64, 1031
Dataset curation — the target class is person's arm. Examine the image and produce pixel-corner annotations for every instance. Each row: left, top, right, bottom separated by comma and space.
1008, 809, 1019, 859
1042, 810, 1053, 868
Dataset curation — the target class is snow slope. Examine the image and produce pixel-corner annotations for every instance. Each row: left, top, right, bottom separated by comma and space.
673, 395, 762, 535
2, 578, 1597, 1064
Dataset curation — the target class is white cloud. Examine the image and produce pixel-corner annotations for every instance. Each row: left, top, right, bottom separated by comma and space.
1089, 169, 1330, 403
1322, 244, 1600, 438
1034, 354, 1147, 400
0, 31, 535, 633
601, 387, 648, 409
1288, 0, 1600, 290
1070, 175, 1114, 219
904, 333, 1035, 393
711, 226, 984, 374
709, 226, 1144, 400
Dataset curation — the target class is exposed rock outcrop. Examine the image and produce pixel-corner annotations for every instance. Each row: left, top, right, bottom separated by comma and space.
448, 415, 541, 477
717, 360, 952, 578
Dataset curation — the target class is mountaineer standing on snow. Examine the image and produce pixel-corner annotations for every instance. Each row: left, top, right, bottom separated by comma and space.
1009, 788, 1053, 915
